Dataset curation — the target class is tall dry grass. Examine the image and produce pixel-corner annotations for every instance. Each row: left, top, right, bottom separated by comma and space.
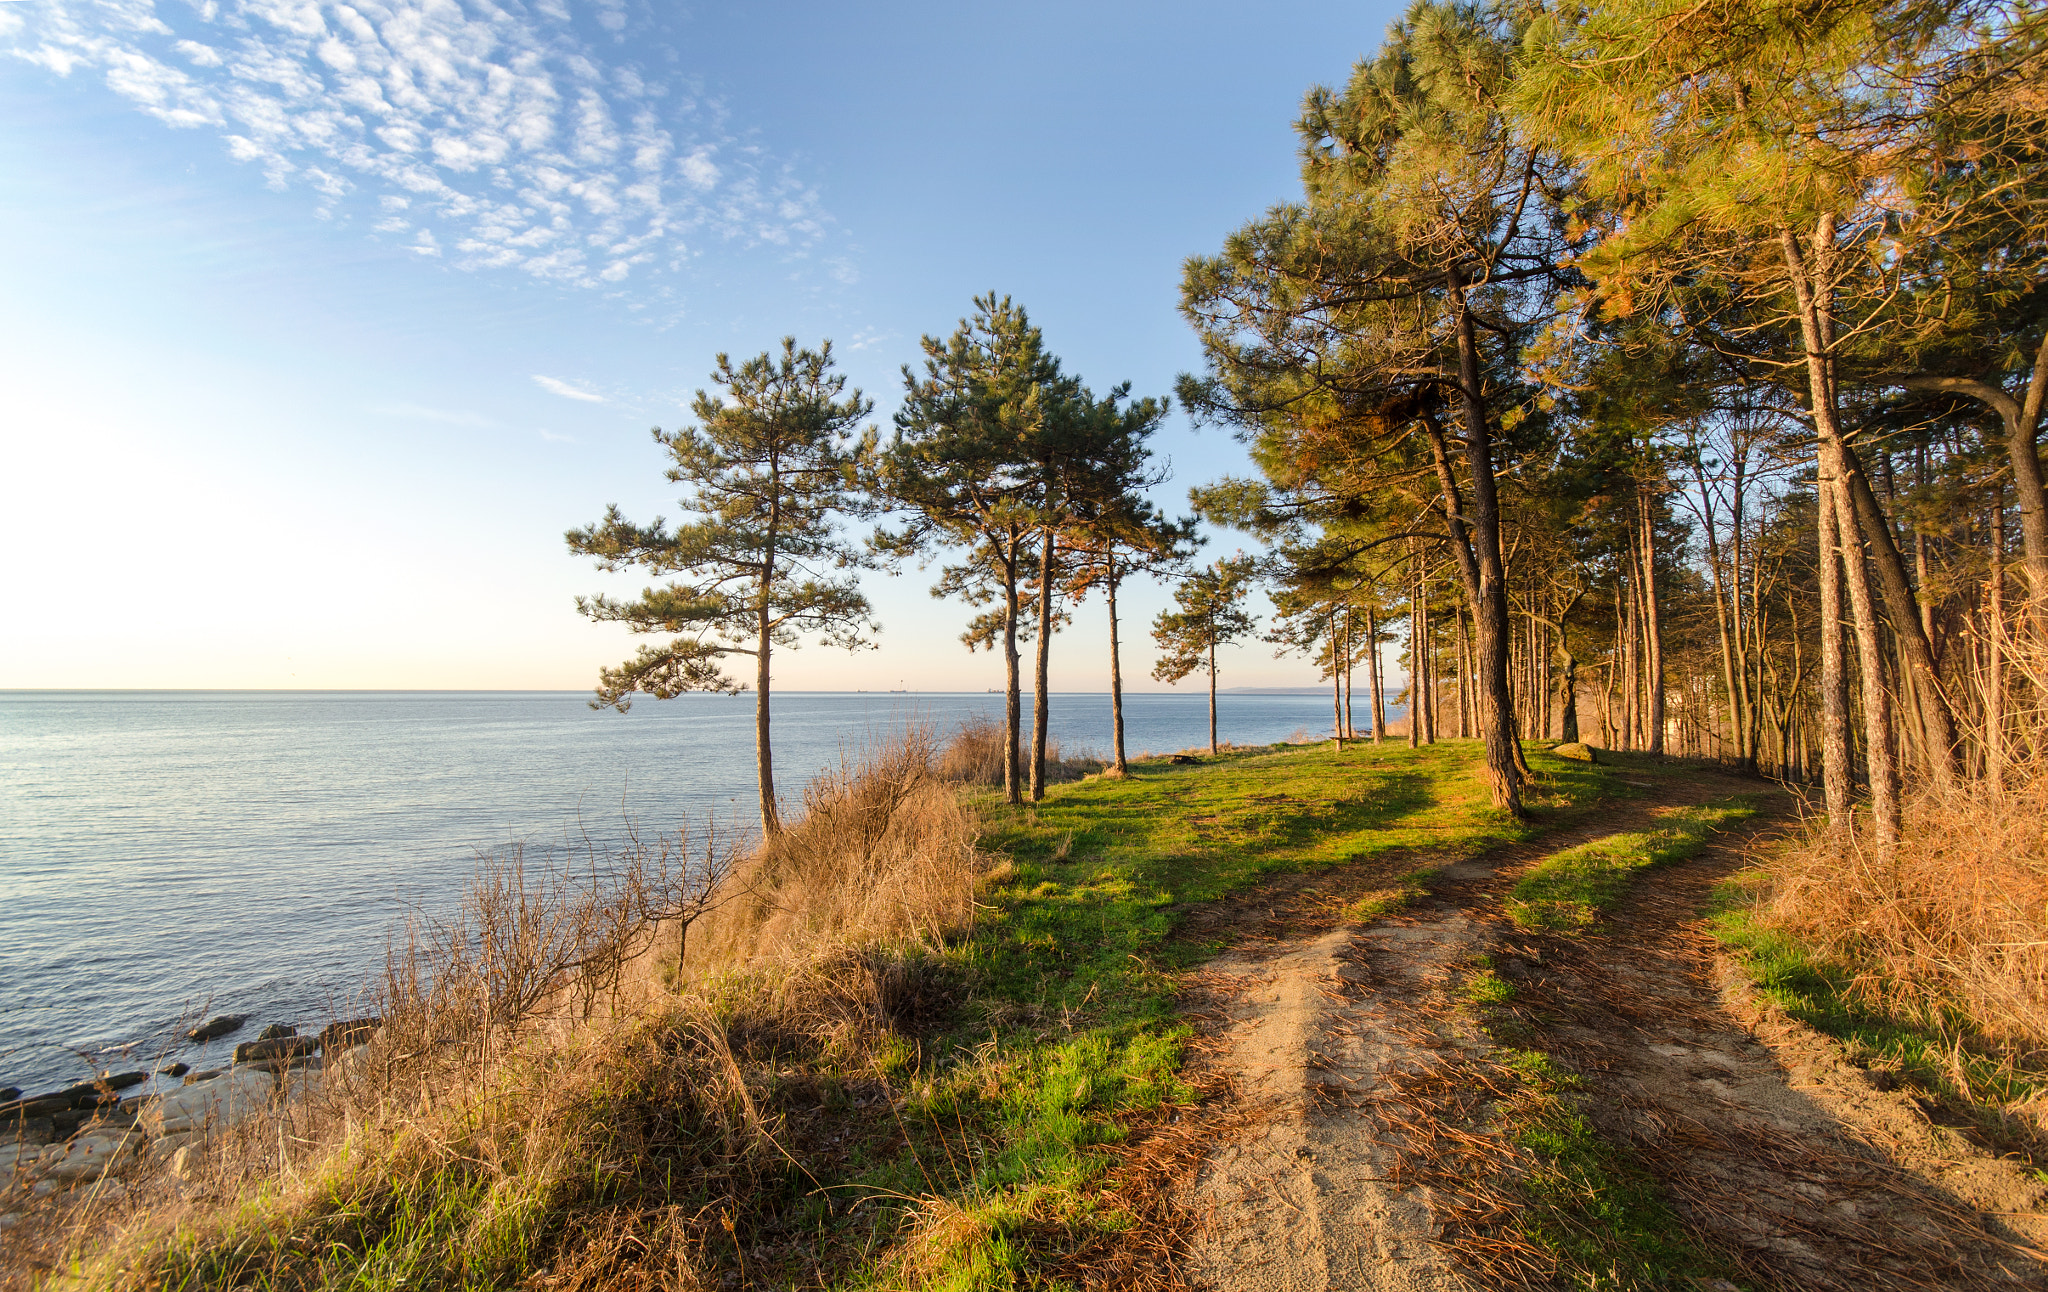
34, 726, 989, 1292
1745, 627, 2048, 1113
933, 714, 1103, 786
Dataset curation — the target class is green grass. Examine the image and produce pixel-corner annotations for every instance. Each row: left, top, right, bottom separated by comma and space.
874, 739, 1623, 1284
1495, 1049, 1729, 1288
1505, 798, 1759, 932
1707, 873, 2047, 1122
96, 742, 1632, 1292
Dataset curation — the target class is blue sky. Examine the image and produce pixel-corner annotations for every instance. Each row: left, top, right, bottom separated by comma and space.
0, 0, 1401, 692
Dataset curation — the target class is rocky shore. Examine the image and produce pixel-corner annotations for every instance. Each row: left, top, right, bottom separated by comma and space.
0, 1013, 379, 1228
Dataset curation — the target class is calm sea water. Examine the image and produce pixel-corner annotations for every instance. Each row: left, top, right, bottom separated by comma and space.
0, 689, 1351, 1096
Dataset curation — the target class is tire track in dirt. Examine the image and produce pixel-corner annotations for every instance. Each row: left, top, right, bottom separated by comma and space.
1176, 762, 2048, 1291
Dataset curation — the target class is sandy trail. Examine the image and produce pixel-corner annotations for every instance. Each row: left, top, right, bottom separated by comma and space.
1176, 765, 2048, 1291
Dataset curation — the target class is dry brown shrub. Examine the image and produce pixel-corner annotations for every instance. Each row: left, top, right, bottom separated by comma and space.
47, 726, 987, 1292
933, 715, 1103, 786
1753, 630, 2048, 1081
687, 725, 986, 971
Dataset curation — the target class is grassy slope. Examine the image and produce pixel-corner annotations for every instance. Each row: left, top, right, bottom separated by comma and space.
870, 739, 1619, 1287
87, 742, 1622, 1292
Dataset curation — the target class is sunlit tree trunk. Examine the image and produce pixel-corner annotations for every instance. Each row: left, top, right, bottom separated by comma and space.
1030, 528, 1056, 802
1106, 554, 1128, 776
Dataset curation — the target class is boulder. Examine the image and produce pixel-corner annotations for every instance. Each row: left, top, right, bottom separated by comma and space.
168, 1143, 207, 1182
158, 1063, 189, 1078
0, 1088, 16, 1104
317, 1018, 381, 1053
255, 1023, 297, 1041
232, 1036, 314, 1065
1551, 742, 1599, 763
182, 1068, 225, 1086
138, 1068, 274, 1138
0, 1075, 132, 1120
186, 1015, 248, 1043
44, 1129, 143, 1184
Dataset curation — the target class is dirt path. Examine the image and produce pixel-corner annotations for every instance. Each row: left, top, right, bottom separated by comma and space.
1176, 764, 2048, 1291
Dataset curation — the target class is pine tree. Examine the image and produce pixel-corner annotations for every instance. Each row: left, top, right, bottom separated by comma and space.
567, 339, 877, 837
879, 295, 1070, 806
1152, 556, 1260, 755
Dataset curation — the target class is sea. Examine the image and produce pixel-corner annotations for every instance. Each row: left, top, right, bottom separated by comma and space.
0, 689, 1354, 1097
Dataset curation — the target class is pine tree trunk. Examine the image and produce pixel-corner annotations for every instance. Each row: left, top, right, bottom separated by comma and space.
2007, 333, 2048, 635
1989, 490, 2006, 792
1107, 557, 1128, 776
1331, 609, 1344, 746
1208, 639, 1219, 756
1560, 647, 1580, 742
1839, 443, 1959, 788
1450, 278, 1525, 814
1455, 604, 1471, 738
1002, 534, 1023, 807
1701, 478, 1746, 766
756, 508, 781, 837
1409, 542, 1422, 751
1343, 609, 1355, 738
1368, 602, 1386, 742
1831, 464, 1902, 848
1784, 219, 1898, 847
1639, 486, 1666, 755
1031, 528, 1056, 802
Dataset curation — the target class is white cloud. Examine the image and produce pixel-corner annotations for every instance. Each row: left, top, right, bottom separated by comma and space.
5, 0, 833, 290
537, 428, 575, 443
532, 374, 602, 402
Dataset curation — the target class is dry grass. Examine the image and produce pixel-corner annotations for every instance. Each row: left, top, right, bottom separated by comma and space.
933, 715, 1103, 786
688, 725, 985, 970
20, 727, 989, 1292
1728, 632, 2048, 1127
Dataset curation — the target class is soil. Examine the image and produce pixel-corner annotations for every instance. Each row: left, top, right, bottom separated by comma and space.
1173, 761, 2048, 1291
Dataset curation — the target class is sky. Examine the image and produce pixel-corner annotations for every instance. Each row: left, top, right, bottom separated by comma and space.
0, 0, 1405, 693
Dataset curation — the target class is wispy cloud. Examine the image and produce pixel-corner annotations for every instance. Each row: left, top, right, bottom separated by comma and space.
6, 0, 832, 288
372, 401, 494, 427
537, 428, 576, 443
532, 374, 602, 402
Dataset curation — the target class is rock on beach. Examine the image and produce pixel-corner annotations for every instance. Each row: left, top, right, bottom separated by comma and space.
186, 1014, 248, 1043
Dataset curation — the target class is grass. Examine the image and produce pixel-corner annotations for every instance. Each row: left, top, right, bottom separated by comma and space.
1505, 797, 1760, 933
1493, 1049, 1726, 1288
41, 737, 1629, 1292
1453, 957, 1732, 1288
1708, 870, 2048, 1131
971, 739, 1616, 1016
873, 737, 1620, 1284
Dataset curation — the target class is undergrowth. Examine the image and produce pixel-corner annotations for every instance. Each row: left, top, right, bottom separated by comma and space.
1710, 872, 2047, 1153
